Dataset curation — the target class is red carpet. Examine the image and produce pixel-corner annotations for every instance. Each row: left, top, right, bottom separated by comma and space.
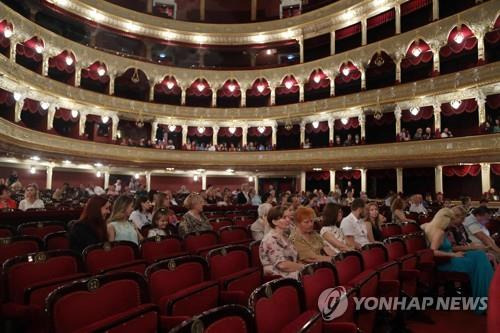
406, 310, 486, 333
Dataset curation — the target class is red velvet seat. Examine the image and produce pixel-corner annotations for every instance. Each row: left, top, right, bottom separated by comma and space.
17, 221, 65, 239
43, 231, 70, 250
400, 222, 420, 235
183, 230, 220, 255
46, 272, 158, 333
169, 304, 255, 333
233, 216, 254, 228
380, 223, 402, 239
83, 241, 147, 275
0, 226, 14, 238
207, 245, 262, 305
1, 250, 88, 331
208, 218, 233, 232
0, 236, 43, 267
403, 232, 435, 288
249, 240, 261, 267
249, 278, 322, 333
145, 255, 219, 331
384, 237, 420, 296
488, 267, 500, 333
219, 226, 252, 245
140, 235, 187, 264
361, 243, 402, 298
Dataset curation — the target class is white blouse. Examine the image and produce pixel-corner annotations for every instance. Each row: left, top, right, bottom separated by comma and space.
18, 199, 45, 211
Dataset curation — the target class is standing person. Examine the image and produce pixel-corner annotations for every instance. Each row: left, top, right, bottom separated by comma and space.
237, 183, 250, 204
69, 196, 111, 253
107, 195, 142, 244
129, 195, 152, 229
0, 184, 16, 209
340, 199, 369, 249
178, 193, 212, 237
18, 183, 45, 211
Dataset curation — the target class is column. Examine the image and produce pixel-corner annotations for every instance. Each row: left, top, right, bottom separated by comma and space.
182, 124, 188, 145
299, 36, 304, 63
149, 82, 155, 101
146, 0, 153, 13
74, 64, 82, 87
212, 126, 219, 145
394, 105, 402, 136
432, 48, 440, 74
481, 163, 491, 194
435, 165, 443, 194
181, 87, 186, 105
14, 99, 24, 123
395, 57, 402, 83
151, 120, 158, 143
395, 4, 401, 34
211, 90, 217, 107
360, 169, 367, 193
9, 38, 18, 61
361, 19, 367, 46
358, 113, 366, 139
476, 93, 486, 125
254, 175, 259, 194
396, 168, 403, 193
433, 103, 441, 133
42, 55, 49, 76
146, 171, 151, 192
300, 171, 306, 193
328, 118, 334, 144
201, 173, 207, 190
330, 78, 335, 96
330, 31, 335, 55
104, 171, 110, 189
251, 0, 257, 21
111, 115, 119, 141
241, 88, 247, 107
300, 123, 305, 146
242, 125, 248, 147
299, 83, 304, 102
108, 74, 115, 95
79, 112, 87, 136
47, 105, 56, 130
270, 86, 276, 105
329, 170, 336, 192
361, 68, 366, 90
432, 0, 439, 21
477, 31, 485, 62
200, 0, 205, 21
46, 165, 53, 190
271, 125, 277, 147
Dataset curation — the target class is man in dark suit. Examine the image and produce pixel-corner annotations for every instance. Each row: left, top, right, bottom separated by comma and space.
237, 183, 250, 204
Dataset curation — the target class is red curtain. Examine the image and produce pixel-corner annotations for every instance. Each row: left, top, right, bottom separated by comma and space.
159, 124, 182, 133
401, 0, 431, 15
440, 25, 477, 57
486, 94, 500, 109
402, 40, 433, 68
491, 164, 500, 176
248, 126, 271, 137
54, 108, 78, 122
307, 171, 330, 181
186, 79, 212, 97
218, 127, 243, 137
305, 70, 330, 91
335, 23, 361, 40
48, 51, 75, 73
187, 126, 213, 137
217, 80, 241, 97
305, 121, 329, 134
22, 99, 46, 115
247, 79, 270, 97
368, 113, 395, 126
16, 37, 44, 62
0, 20, 11, 48
81, 62, 110, 83
441, 98, 477, 117
278, 125, 300, 136
401, 106, 434, 122
0, 89, 14, 106
485, 16, 500, 44
367, 9, 395, 29
335, 63, 361, 84
336, 170, 361, 180
443, 165, 481, 177
276, 76, 299, 95
334, 117, 359, 130
155, 76, 181, 95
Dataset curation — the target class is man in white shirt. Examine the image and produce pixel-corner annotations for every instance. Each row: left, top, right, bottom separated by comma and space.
463, 207, 500, 260
409, 194, 428, 214
340, 199, 369, 249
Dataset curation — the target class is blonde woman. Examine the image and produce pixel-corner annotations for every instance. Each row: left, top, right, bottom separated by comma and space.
178, 193, 212, 237
107, 195, 143, 244
391, 198, 415, 224
421, 206, 493, 308
251, 203, 272, 241
18, 183, 45, 211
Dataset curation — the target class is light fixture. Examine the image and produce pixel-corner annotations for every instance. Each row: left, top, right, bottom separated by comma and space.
34, 43, 44, 54
287, 54, 295, 60
227, 83, 236, 92
40, 102, 50, 110
101, 116, 109, 124
453, 32, 464, 44
196, 83, 205, 92
166, 80, 175, 89
312, 120, 319, 129
282, 30, 294, 39
228, 126, 237, 134
97, 66, 106, 77
284, 80, 294, 90
248, 176, 253, 182
136, 120, 144, 128
65, 55, 73, 66
71, 110, 79, 118
158, 52, 167, 59
168, 124, 177, 132
134, 173, 140, 179
62, 160, 71, 165
450, 99, 462, 109
30, 166, 36, 174
13, 92, 22, 101
116, 130, 122, 139
342, 166, 353, 171
265, 49, 272, 55
257, 126, 266, 134
94, 162, 103, 167
166, 167, 175, 171
196, 169, 205, 172
409, 106, 420, 116
3, 26, 12, 38
256, 84, 265, 93
341, 118, 349, 125
197, 126, 205, 134
313, 74, 321, 83
226, 169, 234, 173
313, 168, 322, 171
411, 47, 422, 58
342, 67, 350, 77
96, 171, 102, 178
193, 175, 199, 182
31, 156, 40, 161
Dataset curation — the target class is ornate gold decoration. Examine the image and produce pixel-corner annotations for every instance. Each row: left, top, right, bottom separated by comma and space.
34, 252, 47, 262
0, 238, 11, 245
265, 284, 273, 298
374, 54, 385, 67
167, 260, 176, 271
37, 222, 43, 228
155, 235, 162, 242
220, 248, 227, 256
87, 278, 100, 291
190, 319, 204, 333
103, 242, 111, 251
131, 69, 140, 84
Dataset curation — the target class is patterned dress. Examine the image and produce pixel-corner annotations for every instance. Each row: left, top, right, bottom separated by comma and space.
259, 228, 299, 279
178, 211, 212, 237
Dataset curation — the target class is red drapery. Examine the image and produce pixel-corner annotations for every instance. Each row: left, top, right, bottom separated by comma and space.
401, 0, 432, 15
486, 94, 500, 109
335, 62, 361, 84
115, 68, 150, 92
306, 171, 330, 181
440, 25, 477, 57
401, 40, 433, 68
491, 164, 500, 176
305, 121, 329, 134
186, 79, 212, 97
335, 23, 361, 40
443, 165, 481, 177
159, 124, 182, 133
441, 98, 477, 117
334, 117, 359, 130
154, 76, 181, 95
0, 89, 14, 106
368, 113, 395, 126
0, 20, 11, 48
485, 16, 500, 44
367, 52, 395, 70
248, 126, 271, 137
401, 106, 434, 122
218, 127, 243, 137
247, 79, 270, 97
305, 69, 330, 91
22, 99, 46, 115
16, 37, 44, 62
276, 75, 299, 95
187, 126, 213, 137
217, 80, 241, 97
81, 61, 110, 83
48, 51, 75, 73
54, 108, 78, 122
336, 170, 361, 180
277, 125, 300, 136
367, 9, 395, 29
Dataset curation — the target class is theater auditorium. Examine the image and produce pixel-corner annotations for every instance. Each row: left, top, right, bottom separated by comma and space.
0, 0, 499, 332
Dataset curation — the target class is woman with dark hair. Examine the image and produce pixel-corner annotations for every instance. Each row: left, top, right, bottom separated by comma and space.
69, 196, 111, 253
320, 203, 351, 253
129, 195, 152, 229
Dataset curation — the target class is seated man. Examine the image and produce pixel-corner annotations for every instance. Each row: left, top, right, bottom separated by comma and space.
463, 206, 500, 262
340, 198, 369, 249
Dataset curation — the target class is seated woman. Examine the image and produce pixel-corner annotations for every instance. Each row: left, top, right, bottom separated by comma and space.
178, 193, 212, 237
18, 183, 45, 211
290, 206, 336, 263
391, 198, 416, 224
251, 203, 272, 241
364, 202, 386, 242
153, 192, 178, 226
320, 203, 352, 253
69, 196, 111, 253
107, 195, 143, 244
259, 206, 304, 279
421, 206, 493, 311
0, 184, 16, 209
129, 195, 152, 229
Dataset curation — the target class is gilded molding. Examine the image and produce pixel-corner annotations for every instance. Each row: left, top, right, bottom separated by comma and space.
0, 118, 498, 170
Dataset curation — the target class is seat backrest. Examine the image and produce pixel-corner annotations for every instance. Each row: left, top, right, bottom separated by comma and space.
249, 278, 304, 333
383, 237, 407, 261
207, 245, 251, 280
145, 255, 208, 305
0, 226, 14, 238
299, 262, 338, 311
0, 236, 43, 266
401, 222, 420, 235
209, 219, 233, 232
233, 217, 253, 228
2, 250, 82, 303
43, 231, 70, 250
17, 221, 65, 239
360, 243, 389, 270
83, 241, 139, 274
488, 267, 500, 333
46, 272, 148, 333
184, 231, 218, 253
140, 235, 183, 264
249, 240, 261, 267
403, 232, 427, 254
380, 223, 402, 238
219, 226, 250, 244
333, 251, 364, 285
169, 304, 254, 333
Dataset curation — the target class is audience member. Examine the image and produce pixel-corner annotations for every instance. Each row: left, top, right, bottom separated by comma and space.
178, 193, 212, 237
0, 184, 16, 209
364, 202, 386, 242
18, 183, 45, 211
320, 203, 351, 253
340, 199, 369, 249
251, 203, 272, 240
129, 195, 152, 229
391, 198, 416, 224
409, 195, 428, 214
107, 195, 142, 244
147, 208, 176, 237
463, 206, 500, 261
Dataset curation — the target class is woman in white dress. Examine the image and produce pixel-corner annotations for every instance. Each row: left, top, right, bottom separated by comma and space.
18, 183, 45, 211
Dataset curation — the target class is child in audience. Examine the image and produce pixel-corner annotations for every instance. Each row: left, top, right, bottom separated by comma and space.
147, 208, 176, 237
